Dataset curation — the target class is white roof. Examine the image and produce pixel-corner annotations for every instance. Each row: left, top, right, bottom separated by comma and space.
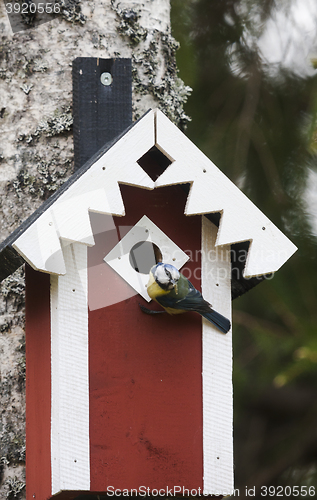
12, 108, 297, 278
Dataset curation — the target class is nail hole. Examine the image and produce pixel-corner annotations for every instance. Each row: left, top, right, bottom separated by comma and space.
203, 169, 207, 173
102, 166, 106, 170
262, 227, 266, 230
216, 283, 219, 286
72, 289, 75, 292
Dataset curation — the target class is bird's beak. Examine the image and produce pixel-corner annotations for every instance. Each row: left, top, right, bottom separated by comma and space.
171, 280, 178, 294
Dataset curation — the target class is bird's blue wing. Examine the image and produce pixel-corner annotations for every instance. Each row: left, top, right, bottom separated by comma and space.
156, 283, 212, 313
156, 279, 231, 333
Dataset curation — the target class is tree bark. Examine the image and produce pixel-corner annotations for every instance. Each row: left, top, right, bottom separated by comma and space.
0, 1, 190, 497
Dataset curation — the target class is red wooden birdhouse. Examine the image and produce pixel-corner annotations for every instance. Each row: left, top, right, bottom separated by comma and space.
0, 108, 297, 500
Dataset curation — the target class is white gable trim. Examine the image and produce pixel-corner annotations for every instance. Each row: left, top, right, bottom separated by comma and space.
12, 108, 296, 279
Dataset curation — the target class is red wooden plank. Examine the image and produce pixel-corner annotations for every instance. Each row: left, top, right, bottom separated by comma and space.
89, 184, 204, 492
25, 266, 52, 500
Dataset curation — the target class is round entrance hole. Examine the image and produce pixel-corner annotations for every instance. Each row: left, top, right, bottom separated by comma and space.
129, 241, 162, 274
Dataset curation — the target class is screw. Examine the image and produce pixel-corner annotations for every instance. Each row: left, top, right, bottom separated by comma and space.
100, 72, 113, 86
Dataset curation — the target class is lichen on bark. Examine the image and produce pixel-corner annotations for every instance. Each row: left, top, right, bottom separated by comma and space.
0, 269, 26, 499
110, 0, 191, 126
55, 0, 86, 25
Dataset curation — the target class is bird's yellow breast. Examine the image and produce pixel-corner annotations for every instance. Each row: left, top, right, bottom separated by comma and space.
147, 271, 170, 300
146, 270, 185, 316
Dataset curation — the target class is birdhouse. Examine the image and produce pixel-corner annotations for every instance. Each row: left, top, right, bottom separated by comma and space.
0, 109, 297, 500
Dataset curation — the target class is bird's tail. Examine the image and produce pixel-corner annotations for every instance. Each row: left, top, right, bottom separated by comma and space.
201, 309, 231, 334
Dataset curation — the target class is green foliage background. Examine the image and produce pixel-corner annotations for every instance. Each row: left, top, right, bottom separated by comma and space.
171, 0, 317, 494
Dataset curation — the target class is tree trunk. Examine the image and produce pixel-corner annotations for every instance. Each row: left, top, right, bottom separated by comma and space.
0, 1, 190, 497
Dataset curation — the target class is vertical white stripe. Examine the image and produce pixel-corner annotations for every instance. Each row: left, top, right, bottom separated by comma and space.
51, 241, 90, 494
202, 216, 234, 496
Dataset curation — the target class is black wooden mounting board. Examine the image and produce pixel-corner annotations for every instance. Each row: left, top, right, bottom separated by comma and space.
73, 57, 132, 170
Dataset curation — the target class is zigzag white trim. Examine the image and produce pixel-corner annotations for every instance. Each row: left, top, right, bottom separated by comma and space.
12, 108, 296, 278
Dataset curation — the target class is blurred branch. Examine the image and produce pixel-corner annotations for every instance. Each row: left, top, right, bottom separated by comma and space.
233, 62, 262, 178
251, 122, 286, 202
247, 402, 317, 490
233, 309, 295, 337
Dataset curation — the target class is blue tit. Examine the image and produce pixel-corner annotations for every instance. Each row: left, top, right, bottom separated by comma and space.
143, 262, 231, 334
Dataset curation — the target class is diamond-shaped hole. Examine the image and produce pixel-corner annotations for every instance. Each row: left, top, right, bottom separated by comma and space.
137, 146, 172, 181
129, 241, 162, 274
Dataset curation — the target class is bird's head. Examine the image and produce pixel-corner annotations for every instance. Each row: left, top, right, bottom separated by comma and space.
151, 263, 180, 291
